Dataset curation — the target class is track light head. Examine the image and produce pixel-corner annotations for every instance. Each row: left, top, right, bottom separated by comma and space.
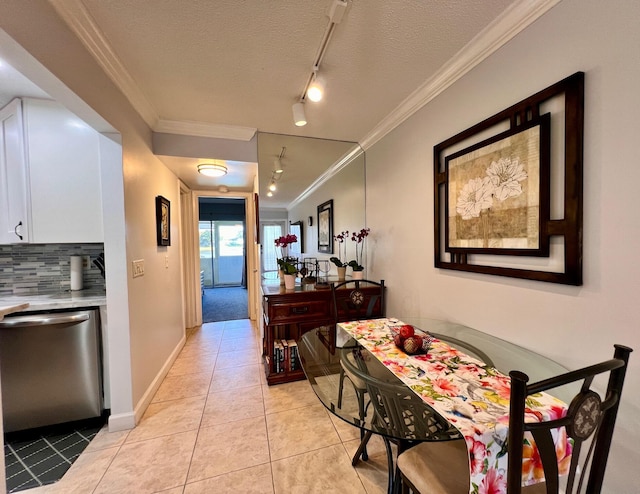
292, 102, 307, 126
307, 73, 325, 102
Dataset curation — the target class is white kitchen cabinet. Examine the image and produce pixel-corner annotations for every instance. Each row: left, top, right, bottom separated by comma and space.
0, 98, 103, 244
0, 99, 30, 243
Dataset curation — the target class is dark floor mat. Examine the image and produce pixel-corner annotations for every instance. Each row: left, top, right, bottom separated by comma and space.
4, 417, 105, 492
202, 286, 248, 322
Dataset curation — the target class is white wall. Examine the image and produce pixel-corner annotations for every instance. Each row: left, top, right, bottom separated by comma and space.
365, 0, 640, 491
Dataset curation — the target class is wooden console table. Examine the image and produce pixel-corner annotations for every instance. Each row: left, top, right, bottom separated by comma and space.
261, 280, 384, 385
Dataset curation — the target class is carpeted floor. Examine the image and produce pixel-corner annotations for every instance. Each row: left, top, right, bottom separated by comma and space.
202, 287, 248, 323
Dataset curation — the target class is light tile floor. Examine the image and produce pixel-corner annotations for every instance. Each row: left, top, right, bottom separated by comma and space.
25, 319, 391, 494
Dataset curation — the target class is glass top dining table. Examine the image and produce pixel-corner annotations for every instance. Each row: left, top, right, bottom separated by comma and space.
297, 317, 572, 493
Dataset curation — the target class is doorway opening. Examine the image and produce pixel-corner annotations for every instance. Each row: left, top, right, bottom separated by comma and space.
260, 220, 287, 282
198, 197, 248, 322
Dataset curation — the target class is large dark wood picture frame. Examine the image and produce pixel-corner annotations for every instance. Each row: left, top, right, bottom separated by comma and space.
317, 199, 333, 254
434, 72, 584, 285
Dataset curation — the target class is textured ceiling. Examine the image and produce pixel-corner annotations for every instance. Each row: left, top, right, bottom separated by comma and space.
2, 0, 529, 206
74, 0, 515, 142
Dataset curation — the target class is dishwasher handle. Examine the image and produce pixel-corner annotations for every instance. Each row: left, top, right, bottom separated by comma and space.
0, 312, 90, 328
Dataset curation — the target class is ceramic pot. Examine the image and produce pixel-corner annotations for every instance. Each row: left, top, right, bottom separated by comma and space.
352, 270, 364, 280
337, 266, 347, 281
279, 269, 285, 286
284, 273, 296, 290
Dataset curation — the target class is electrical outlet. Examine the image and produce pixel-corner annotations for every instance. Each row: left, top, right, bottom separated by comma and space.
132, 259, 145, 278
83, 255, 90, 268
165, 255, 169, 268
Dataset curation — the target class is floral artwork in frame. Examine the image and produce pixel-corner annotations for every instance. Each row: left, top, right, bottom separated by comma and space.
317, 199, 333, 254
433, 72, 584, 285
445, 114, 550, 255
156, 195, 171, 246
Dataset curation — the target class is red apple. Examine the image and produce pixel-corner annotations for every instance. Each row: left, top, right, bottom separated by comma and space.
399, 325, 415, 339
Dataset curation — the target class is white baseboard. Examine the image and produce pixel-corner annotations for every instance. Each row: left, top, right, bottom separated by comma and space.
132, 334, 187, 425
108, 411, 136, 432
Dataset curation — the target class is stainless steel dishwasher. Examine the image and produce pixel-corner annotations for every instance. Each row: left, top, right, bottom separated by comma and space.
0, 308, 103, 432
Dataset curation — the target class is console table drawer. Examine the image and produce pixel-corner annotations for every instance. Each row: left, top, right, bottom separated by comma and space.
267, 299, 330, 324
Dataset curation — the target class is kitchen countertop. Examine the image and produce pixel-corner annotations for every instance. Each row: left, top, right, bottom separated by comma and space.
0, 290, 106, 312
0, 302, 30, 320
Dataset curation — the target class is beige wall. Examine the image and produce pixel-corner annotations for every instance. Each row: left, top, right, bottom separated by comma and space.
0, 0, 185, 430
364, 0, 640, 490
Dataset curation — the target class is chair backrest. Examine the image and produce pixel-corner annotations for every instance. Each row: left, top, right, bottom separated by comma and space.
507, 344, 633, 494
341, 347, 459, 442
331, 279, 385, 322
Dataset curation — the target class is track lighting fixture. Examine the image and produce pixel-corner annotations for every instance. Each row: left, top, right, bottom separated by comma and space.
268, 182, 277, 192
274, 147, 286, 173
292, 0, 348, 127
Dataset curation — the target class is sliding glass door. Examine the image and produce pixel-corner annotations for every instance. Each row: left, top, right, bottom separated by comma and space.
199, 220, 245, 287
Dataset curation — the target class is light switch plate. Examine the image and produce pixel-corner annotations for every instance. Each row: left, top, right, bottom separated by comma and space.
132, 259, 144, 277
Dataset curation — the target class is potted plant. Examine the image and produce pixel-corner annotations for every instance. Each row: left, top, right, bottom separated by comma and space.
330, 230, 349, 280
280, 260, 298, 290
348, 228, 370, 279
274, 233, 298, 285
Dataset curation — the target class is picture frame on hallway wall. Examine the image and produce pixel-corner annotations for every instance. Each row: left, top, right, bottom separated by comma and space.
317, 199, 333, 254
433, 72, 584, 285
156, 195, 171, 246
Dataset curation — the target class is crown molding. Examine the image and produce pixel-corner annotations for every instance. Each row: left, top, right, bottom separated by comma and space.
49, 0, 159, 128
359, 0, 562, 151
155, 120, 257, 141
288, 145, 364, 211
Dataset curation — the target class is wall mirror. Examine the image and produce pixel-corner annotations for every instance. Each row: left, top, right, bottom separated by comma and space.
257, 132, 366, 274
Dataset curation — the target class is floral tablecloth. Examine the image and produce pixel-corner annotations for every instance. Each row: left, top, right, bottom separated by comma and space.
338, 318, 571, 494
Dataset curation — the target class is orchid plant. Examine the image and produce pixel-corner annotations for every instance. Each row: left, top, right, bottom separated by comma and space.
274, 234, 298, 271
348, 228, 370, 271
329, 230, 349, 268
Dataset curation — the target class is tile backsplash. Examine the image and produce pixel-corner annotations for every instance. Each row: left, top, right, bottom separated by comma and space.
0, 244, 106, 295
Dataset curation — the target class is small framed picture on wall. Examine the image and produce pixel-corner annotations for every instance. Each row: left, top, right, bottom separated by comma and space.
156, 195, 171, 246
317, 199, 333, 254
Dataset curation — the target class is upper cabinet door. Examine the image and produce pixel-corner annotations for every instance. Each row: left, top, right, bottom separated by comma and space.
23, 98, 104, 244
0, 99, 30, 244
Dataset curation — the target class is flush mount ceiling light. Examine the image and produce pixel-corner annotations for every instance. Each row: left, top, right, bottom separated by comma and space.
292, 102, 307, 127
197, 163, 227, 177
